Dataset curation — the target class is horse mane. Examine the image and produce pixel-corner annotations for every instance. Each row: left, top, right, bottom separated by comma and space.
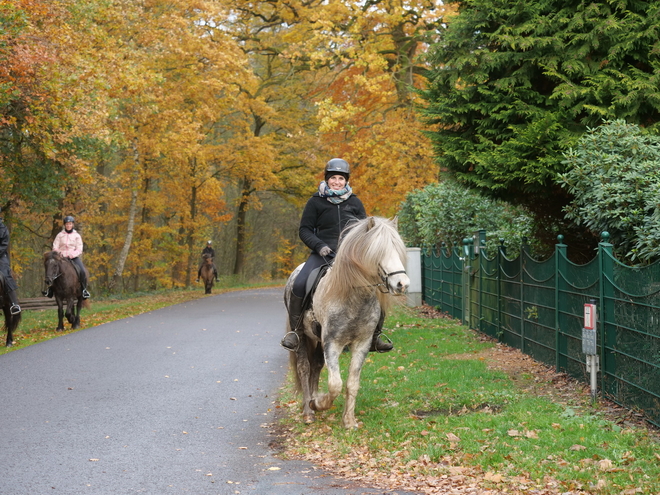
323, 216, 407, 312
44, 251, 63, 262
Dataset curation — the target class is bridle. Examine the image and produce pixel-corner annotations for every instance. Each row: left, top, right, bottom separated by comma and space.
45, 259, 62, 285
374, 266, 407, 293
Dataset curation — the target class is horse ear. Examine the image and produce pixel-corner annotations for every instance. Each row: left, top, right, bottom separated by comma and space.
366, 216, 376, 231
391, 216, 398, 229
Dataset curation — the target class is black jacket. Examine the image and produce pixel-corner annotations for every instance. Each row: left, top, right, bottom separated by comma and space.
299, 193, 367, 254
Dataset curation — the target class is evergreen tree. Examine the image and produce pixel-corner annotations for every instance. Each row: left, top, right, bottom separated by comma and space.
421, 0, 660, 248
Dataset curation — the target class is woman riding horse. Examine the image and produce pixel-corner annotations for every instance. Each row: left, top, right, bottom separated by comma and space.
196, 240, 218, 283
0, 208, 21, 315
44, 216, 90, 299
281, 158, 392, 353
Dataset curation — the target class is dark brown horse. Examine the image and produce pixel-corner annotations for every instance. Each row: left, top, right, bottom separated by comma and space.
200, 253, 215, 294
0, 273, 21, 347
44, 251, 89, 331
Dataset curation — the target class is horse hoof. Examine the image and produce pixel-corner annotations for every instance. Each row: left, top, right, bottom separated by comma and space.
302, 414, 315, 424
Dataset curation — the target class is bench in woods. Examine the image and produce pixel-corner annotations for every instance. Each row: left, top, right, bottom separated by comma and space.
19, 297, 57, 311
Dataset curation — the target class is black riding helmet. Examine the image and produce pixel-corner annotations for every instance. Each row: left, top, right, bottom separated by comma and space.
324, 158, 350, 182
63, 215, 75, 224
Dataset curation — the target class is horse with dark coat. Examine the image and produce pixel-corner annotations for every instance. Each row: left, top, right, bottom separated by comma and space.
44, 251, 89, 331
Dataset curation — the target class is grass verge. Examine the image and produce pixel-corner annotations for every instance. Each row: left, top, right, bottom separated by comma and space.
276, 304, 660, 495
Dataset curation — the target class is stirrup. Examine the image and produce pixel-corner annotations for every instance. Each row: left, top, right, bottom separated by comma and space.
10, 303, 21, 315
280, 331, 301, 352
373, 333, 393, 353
82, 289, 90, 299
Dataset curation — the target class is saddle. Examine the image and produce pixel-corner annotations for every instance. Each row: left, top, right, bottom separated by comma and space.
66, 258, 79, 276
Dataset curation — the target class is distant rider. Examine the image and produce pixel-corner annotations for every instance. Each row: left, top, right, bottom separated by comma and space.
44, 216, 90, 299
196, 240, 218, 282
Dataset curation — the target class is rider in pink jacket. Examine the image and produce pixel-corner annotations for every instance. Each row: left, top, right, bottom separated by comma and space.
44, 216, 90, 299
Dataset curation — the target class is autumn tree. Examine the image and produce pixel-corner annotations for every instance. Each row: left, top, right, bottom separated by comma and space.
307, 0, 452, 216
219, 1, 331, 275
0, 0, 110, 273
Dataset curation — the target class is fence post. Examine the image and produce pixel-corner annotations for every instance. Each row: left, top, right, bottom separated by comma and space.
598, 232, 615, 396
555, 235, 567, 372
520, 237, 528, 354
406, 247, 422, 307
496, 239, 505, 339
462, 238, 471, 326
477, 230, 486, 333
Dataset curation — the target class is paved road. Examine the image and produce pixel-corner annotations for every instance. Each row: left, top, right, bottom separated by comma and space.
1, 288, 416, 495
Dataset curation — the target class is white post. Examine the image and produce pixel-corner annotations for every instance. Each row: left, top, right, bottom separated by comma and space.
406, 247, 422, 307
582, 301, 599, 402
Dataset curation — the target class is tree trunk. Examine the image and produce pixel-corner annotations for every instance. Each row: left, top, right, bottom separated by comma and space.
111, 138, 140, 291
186, 161, 198, 287
232, 178, 252, 276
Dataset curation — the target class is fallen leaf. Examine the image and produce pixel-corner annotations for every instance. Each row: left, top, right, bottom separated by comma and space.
484, 471, 503, 482
446, 433, 461, 442
268, 467, 281, 471
507, 429, 520, 437
570, 444, 587, 451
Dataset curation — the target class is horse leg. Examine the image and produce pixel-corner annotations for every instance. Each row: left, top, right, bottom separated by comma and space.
310, 343, 343, 413
3, 307, 12, 347
56, 299, 65, 331
72, 297, 82, 329
65, 299, 75, 325
295, 341, 318, 423
342, 347, 370, 429
308, 344, 324, 402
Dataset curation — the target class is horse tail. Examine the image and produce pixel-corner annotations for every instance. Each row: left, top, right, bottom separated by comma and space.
82, 299, 91, 309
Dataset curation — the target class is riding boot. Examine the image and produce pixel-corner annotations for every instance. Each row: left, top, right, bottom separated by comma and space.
7, 290, 21, 315
370, 311, 393, 352
281, 293, 305, 351
42, 287, 53, 298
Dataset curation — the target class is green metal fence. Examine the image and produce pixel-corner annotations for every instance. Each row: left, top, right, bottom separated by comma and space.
421, 233, 660, 428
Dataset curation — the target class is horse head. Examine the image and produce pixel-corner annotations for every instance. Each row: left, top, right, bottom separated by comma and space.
43, 251, 63, 287
361, 216, 411, 296
369, 217, 410, 295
